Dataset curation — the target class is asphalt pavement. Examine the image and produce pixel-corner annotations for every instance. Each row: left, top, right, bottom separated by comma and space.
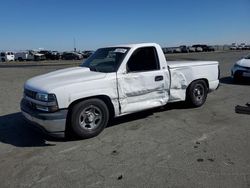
0, 51, 250, 188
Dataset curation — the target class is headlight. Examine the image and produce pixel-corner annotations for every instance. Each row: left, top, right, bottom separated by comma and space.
35, 93, 58, 112
36, 93, 48, 101
36, 93, 56, 102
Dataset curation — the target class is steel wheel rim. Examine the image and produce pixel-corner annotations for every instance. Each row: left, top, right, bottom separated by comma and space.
79, 105, 102, 130
193, 84, 204, 102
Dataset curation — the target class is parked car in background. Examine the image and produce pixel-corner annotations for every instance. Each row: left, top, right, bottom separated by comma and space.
51, 51, 61, 60
61, 52, 83, 60
192, 44, 215, 52
231, 54, 250, 81
179, 45, 189, 53
32, 51, 46, 61
162, 47, 175, 54
38, 50, 60, 60
0, 51, 15, 62
188, 46, 196, 52
75, 52, 84, 59
82, 50, 94, 58
173, 47, 181, 53
15, 51, 35, 61
206, 46, 215, 52
192, 45, 203, 52
238, 43, 246, 50
230, 43, 237, 50
230, 46, 237, 50
230, 43, 250, 50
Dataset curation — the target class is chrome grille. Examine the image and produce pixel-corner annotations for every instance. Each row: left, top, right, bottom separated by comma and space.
24, 89, 37, 99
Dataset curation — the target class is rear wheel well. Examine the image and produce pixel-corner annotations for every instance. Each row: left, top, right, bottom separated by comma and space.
186, 79, 209, 99
185, 79, 209, 107
187, 79, 209, 92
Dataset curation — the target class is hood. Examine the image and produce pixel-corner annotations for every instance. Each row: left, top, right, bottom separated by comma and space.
25, 67, 107, 92
236, 58, 250, 68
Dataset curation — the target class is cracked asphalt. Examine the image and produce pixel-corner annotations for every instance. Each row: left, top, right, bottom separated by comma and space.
0, 51, 250, 188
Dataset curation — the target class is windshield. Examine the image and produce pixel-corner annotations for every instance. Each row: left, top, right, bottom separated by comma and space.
81, 47, 130, 73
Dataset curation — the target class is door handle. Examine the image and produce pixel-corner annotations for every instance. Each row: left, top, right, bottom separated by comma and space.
155, 75, 163, 82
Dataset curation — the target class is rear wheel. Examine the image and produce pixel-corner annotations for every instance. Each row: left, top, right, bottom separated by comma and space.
186, 80, 208, 107
70, 98, 109, 139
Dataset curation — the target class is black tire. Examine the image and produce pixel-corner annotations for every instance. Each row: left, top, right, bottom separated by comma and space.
186, 80, 208, 107
1, 58, 5, 62
70, 98, 109, 139
18, 57, 23, 61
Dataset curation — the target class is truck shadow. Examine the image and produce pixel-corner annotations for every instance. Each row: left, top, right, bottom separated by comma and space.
0, 102, 191, 146
109, 102, 191, 127
220, 76, 250, 85
0, 112, 56, 147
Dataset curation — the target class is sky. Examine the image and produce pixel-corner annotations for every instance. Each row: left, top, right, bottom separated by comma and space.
0, 0, 250, 51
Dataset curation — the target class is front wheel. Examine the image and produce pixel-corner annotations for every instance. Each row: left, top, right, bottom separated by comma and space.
186, 80, 208, 107
70, 98, 109, 139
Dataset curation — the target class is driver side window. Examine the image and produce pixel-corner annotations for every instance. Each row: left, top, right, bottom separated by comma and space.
127, 47, 160, 72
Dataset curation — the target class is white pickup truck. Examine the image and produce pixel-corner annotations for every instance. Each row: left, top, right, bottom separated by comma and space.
21, 43, 219, 138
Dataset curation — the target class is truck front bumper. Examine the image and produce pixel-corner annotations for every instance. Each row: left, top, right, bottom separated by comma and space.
21, 99, 68, 137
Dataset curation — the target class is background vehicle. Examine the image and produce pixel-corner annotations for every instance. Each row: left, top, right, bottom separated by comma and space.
206, 46, 215, 51
15, 51, 35, 61
230, 43, 250, 50
179, 45, 189, 53
188, 46, 196, 52
0, 51, 15, 62
192, 44, 215, 52
231, 54, 250, 81
27, 51, 46, 61
192, 45, 203, 52
21, 43, 219, 139
51, 51, 61, 60
61, 52, 83, 60
195, 46, 203, 52
230, 43, 237, 50
162, 47, 175, 54
245, 45, 250, 50
173, 47, 181, 53
238, 43, 246, 50
82, 50, 94, 58
39, 50, 60, 60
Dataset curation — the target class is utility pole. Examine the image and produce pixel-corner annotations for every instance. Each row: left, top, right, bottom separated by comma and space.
73, 37, 76, 52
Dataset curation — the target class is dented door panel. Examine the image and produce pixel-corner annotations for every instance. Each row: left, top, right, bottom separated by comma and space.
117, 70, 169, 114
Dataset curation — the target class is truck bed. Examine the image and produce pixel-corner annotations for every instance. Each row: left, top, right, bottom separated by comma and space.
168, 61, 218, 69
168, 60, 219, 102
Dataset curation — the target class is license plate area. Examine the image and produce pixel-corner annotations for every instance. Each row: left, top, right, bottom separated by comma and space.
243, 72, 250, 77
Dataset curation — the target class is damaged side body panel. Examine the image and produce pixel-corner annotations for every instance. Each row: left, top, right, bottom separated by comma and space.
168, 61, 219, 102
117, 70, 170, 114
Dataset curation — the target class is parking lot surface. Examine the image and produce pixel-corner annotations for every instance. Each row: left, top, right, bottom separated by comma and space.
0, 51, 250, 188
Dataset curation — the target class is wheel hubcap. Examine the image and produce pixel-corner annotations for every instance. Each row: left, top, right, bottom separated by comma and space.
194, 85, 204, 101
79, 105, 102, 130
